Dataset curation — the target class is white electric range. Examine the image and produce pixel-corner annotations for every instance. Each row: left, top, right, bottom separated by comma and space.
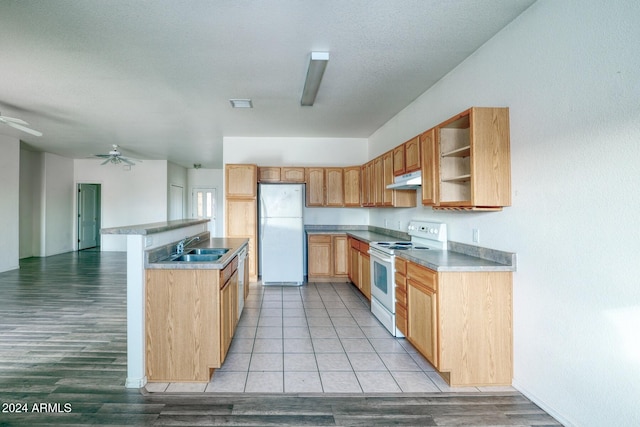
368, 220, 447, 337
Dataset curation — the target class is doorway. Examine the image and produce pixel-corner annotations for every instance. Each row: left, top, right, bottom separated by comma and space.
192, 187, 216, 235
77, 183, 101, 251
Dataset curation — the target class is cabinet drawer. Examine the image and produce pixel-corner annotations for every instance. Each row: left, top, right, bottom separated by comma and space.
395, 272, 406, 292
309, 234, 331, 244
358, 241, 369, 253
395, 258, 407, 275
396, 304, 408, 336
220, 256, 238, 287
395, 285, 407, 306
407, 262, 437, 292
350, 237, 360, 249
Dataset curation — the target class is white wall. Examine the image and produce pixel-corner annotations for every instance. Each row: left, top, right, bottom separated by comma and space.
187, 168, 224, 237
19, 148, 37, 259
223, 136, 370, 226
42, 152, 74, 256
368, 1, 640, 425
74, 159, 169, 251
167, 161, 187, 219
0, 135, 20, 272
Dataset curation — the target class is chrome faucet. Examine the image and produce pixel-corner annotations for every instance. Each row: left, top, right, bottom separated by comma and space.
176, 236, 200, 254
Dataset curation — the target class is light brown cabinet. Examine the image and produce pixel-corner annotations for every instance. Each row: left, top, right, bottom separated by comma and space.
258, 167, 305, 183
420, 128, 438, 206
305, 168, 325, 206
436, 107, 511, 210
282, 167, 305, 182
145, 256, 240, 383
393, 144, 405, 176
220, 268, 238, 362
343, 166, 361, 207
325, 168, 344, 207
307, 234, 349, 282
225, 164, 257, 282
394, 258, 408, 337
347, 236, 371, 300
404, 259, 513, 386
305, 167, 345, 207
404, 136, 421, 173
225, 164, 257, 198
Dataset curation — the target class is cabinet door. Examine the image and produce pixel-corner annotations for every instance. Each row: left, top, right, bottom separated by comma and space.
360, 250, 371, 300
404, 136, 421, 172
305, 168, 325, 206
332, 235, 349, 277
281, 167, 305, 182
220, 276, 232, 362
325, 168, 344, 207
343, 166, 361, 207
226, 164, 257, 198
360, 164, 369, 207
225, 199, 257, 281
349, 244, 360, 287
258, 167, 281, 182
393, 145, 405, 176
407, 278, 438, 367
308, 235, 332, 276
373, 156, 383, 207
382, 151, 394, 206
421, 128, 438, 206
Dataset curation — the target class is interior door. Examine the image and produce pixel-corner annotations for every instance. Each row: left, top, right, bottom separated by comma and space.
78, 183, 101, 250
169, 184, 184, 220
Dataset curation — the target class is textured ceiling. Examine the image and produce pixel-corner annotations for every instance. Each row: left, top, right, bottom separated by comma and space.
0, 0, 535, 168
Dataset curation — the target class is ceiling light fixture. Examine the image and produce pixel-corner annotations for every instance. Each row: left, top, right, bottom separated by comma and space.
300, 51, 329, 106
229, 99, 253, 108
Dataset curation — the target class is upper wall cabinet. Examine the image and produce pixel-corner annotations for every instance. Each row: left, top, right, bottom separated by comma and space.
343, 166, 361, 207
435, 107, 511, 210
225, 164, 257, 198
404, 136, 421, 173
258, 167, 305, 183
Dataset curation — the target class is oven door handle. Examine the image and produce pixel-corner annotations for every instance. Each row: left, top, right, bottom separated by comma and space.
368, 250, 394, 263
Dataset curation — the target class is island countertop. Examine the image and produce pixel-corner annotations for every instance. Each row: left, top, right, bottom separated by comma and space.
145, 237, 249, 270
101, 218, 210, 235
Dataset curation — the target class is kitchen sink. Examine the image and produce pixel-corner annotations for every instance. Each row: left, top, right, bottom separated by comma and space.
186, 248, 230, 255
171, 254, 222, 262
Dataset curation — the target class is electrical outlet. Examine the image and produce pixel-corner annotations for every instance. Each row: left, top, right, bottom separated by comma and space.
384, 219, 388, 228
397, 221, 402, 230
472, 229, 480, 243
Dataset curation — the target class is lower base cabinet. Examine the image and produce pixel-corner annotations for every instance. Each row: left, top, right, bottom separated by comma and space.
405, 261, 513, 386
145, 256, 239, 382
347, 236, 371, 300
307, 234, 349, 282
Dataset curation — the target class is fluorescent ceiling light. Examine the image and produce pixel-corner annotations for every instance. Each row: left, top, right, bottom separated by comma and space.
300, 51, 329, 106
229, 99, 253, 108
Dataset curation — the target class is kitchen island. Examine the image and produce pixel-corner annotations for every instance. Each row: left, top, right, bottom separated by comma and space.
144, 236, 249, 383
102, 219, 211, 388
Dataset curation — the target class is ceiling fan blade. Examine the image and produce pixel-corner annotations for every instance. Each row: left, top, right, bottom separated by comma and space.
0, 115, 29, 125
101, 158, 111, 165
121, 158, 135, 166
5, 121, 43, 136
94, 154, 111, 158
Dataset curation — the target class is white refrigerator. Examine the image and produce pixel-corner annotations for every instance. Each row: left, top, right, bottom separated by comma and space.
259, 184, 305, 285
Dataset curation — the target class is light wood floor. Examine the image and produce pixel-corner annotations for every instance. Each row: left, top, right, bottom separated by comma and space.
0, 251, 561, 426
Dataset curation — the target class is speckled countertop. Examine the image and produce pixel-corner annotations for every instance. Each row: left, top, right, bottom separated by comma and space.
101, 218, 210, 235
306, 225, 516, 272
145, 235, 248, 270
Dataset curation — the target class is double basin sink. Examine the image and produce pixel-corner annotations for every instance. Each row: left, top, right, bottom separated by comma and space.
169, 248, 229, 262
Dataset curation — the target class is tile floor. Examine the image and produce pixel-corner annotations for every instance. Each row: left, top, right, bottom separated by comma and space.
146, 281, 515, 394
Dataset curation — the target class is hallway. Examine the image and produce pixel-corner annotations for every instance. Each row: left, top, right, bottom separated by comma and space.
0, 252, 559, 426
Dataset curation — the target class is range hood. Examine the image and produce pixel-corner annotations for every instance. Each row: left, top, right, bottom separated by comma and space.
386, 170, 422, 190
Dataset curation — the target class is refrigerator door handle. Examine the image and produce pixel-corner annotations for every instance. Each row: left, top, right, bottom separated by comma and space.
259, 196, 266, 242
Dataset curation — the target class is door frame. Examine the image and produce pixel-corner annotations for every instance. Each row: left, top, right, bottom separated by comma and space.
77, 183, 102, 251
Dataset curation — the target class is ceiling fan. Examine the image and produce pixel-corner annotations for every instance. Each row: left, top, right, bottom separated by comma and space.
93, 144, 140, 165
0, 112, 43, 136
